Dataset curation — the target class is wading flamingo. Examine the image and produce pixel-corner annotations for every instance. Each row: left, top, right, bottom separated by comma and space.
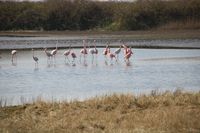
80, 40, 88, 63
107, 48, 116, 64
44, 48, 52, 63
71, 51, 77, 66
32, 49, 39, 67
51, 43, 58, 61
125, 47, 133, 61
63, 44, 71, 63
114, 46, 122, 61
11, 50, 17, 63
103, 43, 109, 57
89, 40, 98, 64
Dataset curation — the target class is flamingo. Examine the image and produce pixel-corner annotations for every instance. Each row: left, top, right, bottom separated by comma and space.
80, 40, 88, 62
114, 46, 122, 61
103, 43, 110, 60
107, 48, 116, 63
44, 48, 52, 63
89, 40, 98, 54
124, 47, 133, 62
103, 42, 109, 56
51, 43, 58, 61
103, 43, 110, 64
122, 44, 129, 55
32, 49, 39, 67
63, 44, 71, 63
11, 50, 17, 63
89, 40, 98, 64
71, 51, 77, 66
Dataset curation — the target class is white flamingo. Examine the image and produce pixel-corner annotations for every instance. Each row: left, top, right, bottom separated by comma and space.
51, 43, 58, 61
11, 50, 17, 63
32, 49, 39, 67
44, 48, 52, 63
63, 44, 71, 63
80, 40, 87, 63
89, 40, 98, 64
114, 46, 122, 61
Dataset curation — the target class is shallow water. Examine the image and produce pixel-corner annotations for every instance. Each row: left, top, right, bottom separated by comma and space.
0, 47, 200, 105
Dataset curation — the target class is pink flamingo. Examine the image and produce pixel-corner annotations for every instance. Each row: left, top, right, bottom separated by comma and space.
63, 44, 71, 63
103, 43, 109, 58
71, 51, 77, 66
107, 48, 116, 63
122, 44, 129, 55
80, 40, 88, 62
124, 46, 133, 62
103, 43, 110, 65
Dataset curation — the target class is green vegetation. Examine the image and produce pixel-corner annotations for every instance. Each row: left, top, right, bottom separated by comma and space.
0, 0, 200, 31
0, 90, 200, 132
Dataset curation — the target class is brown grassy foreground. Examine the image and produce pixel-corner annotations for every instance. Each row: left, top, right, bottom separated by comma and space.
0, 90, 200, 133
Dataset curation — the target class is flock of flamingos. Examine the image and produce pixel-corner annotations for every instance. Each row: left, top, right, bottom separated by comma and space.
10, 40, 133, 67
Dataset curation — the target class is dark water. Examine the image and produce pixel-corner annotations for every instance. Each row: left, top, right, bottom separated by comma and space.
0, 37, 200, 105
0, 36, 200, 49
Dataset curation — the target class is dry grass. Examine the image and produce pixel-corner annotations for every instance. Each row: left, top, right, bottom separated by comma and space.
0, 90, 200, 133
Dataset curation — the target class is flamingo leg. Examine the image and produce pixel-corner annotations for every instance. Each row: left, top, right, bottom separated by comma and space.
116, 54, 119, 62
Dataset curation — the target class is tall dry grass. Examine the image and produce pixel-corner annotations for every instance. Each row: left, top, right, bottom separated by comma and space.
0, 90, 200, 133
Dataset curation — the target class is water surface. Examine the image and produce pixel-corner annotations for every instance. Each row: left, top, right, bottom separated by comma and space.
0, 48, 200, 105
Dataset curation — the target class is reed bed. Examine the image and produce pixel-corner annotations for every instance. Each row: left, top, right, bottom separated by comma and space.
0, 90, 200, 133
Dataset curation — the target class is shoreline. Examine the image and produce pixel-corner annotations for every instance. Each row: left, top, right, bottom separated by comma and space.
1, 29, 200, 39
1, 45, 200, 51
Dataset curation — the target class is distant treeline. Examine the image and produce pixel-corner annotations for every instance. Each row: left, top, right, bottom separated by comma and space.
0, 0, 200, 31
